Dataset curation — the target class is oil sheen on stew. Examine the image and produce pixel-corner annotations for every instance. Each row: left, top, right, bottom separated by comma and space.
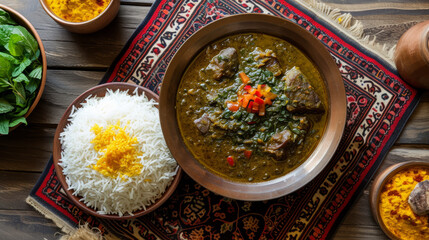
176, 33, 328, 182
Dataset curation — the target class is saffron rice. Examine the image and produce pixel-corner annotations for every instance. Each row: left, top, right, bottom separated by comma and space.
59, 88, 177, 216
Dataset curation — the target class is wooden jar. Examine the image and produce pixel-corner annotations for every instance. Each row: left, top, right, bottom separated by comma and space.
394, 20, 429, 89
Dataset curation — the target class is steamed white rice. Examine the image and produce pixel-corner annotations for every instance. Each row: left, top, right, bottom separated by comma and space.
59, 88, 177, 216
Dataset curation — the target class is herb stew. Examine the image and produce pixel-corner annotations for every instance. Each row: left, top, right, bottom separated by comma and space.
176, 33, 328, 182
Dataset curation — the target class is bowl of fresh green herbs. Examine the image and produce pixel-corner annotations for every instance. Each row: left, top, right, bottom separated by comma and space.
0, 4, 47, 135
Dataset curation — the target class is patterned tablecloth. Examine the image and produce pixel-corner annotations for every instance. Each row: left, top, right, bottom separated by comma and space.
27, 0, 420, 239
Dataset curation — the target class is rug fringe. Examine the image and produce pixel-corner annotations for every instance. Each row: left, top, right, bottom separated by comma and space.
297, 0, 396, 66
26, 196, 75, 235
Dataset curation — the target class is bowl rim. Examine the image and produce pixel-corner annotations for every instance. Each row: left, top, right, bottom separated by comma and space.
369, 161, 429, 240
39, 0, 118, 25
160, 13, 347, 201
53, 82, 182, 220
0, 4, 47, 133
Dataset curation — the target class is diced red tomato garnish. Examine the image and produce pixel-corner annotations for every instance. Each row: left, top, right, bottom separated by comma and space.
244, 150, 252, 159
242, 94, 252, 108
227, 101, 239, 112
247, 101, 254, 112
254, 96, 264, 105
236, 83, 276, 115
252, 102, 259, 112
238, 95, 244, 104
227, 156, 234, 166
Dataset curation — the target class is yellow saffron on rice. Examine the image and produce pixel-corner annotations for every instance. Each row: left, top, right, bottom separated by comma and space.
46, 0, 111, 22
90, 122, 143, 180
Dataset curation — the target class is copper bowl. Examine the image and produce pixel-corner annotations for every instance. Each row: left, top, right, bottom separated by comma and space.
0, 4, 47, 134
159, 14, 346, 201
369, 161, 429, 239
53, 82, 182, 219
39, 0, 120, 34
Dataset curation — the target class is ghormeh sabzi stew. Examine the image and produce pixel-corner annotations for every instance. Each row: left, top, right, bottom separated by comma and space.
176, 33, 328, 182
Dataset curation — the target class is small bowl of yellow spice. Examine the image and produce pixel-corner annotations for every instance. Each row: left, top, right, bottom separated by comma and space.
39, 0, 120, 34
370, 161, 429, 240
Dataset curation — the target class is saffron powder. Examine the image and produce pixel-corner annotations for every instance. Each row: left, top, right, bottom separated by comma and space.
379, 167, 429, 239
47, 0, 111, 22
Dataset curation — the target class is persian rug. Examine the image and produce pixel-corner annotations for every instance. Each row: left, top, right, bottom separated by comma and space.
27, 0, 420, 239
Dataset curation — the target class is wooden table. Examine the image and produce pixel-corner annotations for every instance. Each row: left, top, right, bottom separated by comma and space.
0, 0, 427, 239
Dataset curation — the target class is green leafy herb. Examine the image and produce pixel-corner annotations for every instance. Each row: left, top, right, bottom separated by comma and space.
0, 116, 9, 135
0, 98, 14, 113
0, 9, 16, 25
0, 8, 42, 134
0, 25, 15, 46
9, 116, 26, 127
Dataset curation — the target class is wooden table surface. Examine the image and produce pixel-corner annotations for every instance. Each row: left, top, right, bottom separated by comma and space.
0, 0, 427, 239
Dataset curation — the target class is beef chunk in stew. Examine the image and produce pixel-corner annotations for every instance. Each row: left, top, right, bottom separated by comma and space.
266, 129, 293, 150
264, 129, 293, 159
264, 116, 310, 159
194, 113, 211, 134
201, 47, 238, 81
252, 47, 282, 76
283, 67, 323, 113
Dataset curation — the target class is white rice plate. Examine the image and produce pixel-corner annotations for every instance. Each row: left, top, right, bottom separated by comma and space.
59, 88, 177, 216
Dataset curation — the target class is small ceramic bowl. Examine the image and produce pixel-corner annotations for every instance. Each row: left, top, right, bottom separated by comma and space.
0, 4, 47, 133
39, 0, 120, 34
53, 82, 182, 219
394, 20, 429, 89
370, 161, 429, 239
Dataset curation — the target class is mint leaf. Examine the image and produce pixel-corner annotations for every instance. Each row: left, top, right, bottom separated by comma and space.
0, 9, 16, 25
0, 98, 14, 113
11, 105, 29, 117
0, 116, 9, 134
0, 52, 19, 64
8, 26, 38, 58
0, 24, 14, 47
7, 33, 24, 56
13, 73, 29, 84
28, 65, 42, 80
25, 77, 40, 94
12, 57, 31, 77
31, 49, 40, 62
0, 55, 12, 78
13, 81, 26, 107
8, 116, 26, 127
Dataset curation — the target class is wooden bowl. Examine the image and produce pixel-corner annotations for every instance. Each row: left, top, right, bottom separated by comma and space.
53, 82, 182, 220
39, 0, 120, 34
160, 14, 346, 201
0, 4, 47, 133
369, 161, 429, 239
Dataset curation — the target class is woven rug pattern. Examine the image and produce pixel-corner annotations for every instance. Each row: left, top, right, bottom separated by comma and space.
27, 0, 420, 239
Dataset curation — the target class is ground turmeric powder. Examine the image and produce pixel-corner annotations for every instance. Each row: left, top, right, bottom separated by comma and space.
47, 0, 111, 22
379, 167, 429, 240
